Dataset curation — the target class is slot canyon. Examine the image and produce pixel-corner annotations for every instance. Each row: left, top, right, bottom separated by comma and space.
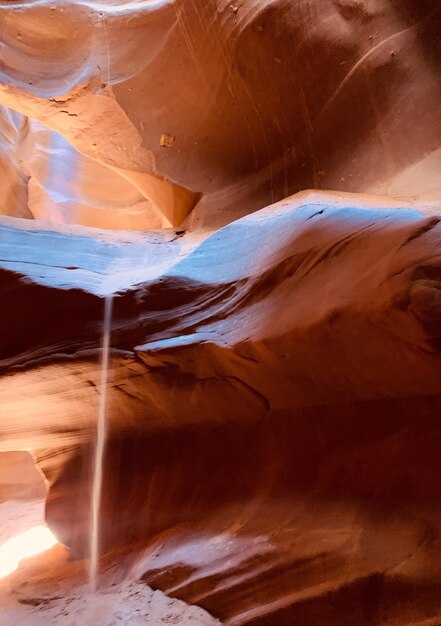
0, 0, 441, 624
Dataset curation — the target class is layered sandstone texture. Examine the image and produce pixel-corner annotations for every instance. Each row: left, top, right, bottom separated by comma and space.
0, 0, 440, 230
0, 190, 441, 624
0, 1, 441, 625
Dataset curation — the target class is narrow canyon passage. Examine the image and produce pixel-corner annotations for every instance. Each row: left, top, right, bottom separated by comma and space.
0, 1, 440, 625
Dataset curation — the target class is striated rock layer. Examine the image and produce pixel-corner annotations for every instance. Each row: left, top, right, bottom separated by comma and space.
0, 0, 441, 230
1, 0, 441, 623
0, 191, 440, 624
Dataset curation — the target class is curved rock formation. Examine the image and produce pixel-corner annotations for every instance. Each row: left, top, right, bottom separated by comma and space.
0, 0, 201, 227
0, 0, 441, 230
1, 190, 440, 623
1, 0, 441, 624
0, 451, 46, 500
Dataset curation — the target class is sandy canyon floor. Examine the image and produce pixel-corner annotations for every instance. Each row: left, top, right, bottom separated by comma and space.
0, 499, 220, 626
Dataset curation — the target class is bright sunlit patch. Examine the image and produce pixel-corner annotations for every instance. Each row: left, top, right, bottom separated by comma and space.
0, 525, 58, 578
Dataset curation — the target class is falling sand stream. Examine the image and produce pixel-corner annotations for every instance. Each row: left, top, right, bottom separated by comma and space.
90, 295, 113, 591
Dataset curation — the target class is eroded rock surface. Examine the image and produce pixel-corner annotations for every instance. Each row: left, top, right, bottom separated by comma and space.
0, 0, 440, 229
0, 191, 440, 623
1, 1, 441, 624
0, 452, 46, 500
